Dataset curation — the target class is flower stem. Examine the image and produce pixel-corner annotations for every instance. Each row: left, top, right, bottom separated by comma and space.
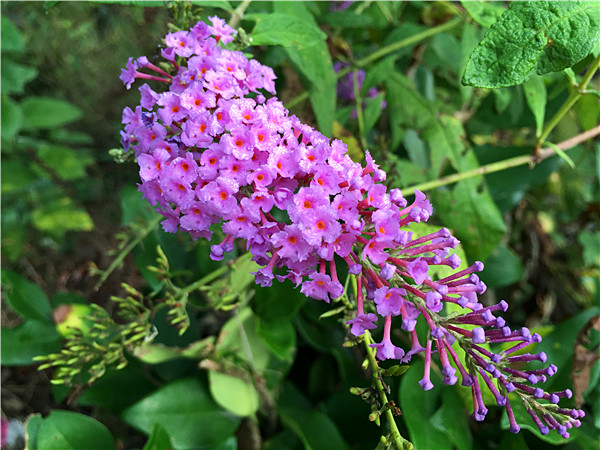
363, 330, 414, 450
93, 214, 163, 291
286, 16, 463, 110
404, 125, 600, 195
535, 53, 600, 153
229, 0, 252, 28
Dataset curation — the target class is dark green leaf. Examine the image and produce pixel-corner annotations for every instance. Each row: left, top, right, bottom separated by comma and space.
463, 1, 600, 88
1, 269, 53, 322
20, 97, 83, 131
430, 388, 473, 449
1, 159, 36, 193
461, 0, 506, 28
475, 144, 561, 213
208, 371, 260, 417
1, 58, 38, 95
399, 360, 452, 450
257, 318, 296, 361
362, 93, 385, 136
30, 411, 114, 450
278, 382, 349, 450
523, 76, 547, 137
122, 378, 240, 449
1, 16, 25, 53
433, 176, 506, 262
143, 424, 174, 450
1, 320, 61, 366
478, 243, 524, 288
1, 95, 23, 145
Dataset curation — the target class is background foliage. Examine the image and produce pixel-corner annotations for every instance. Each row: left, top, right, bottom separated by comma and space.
1, 1, 599, 449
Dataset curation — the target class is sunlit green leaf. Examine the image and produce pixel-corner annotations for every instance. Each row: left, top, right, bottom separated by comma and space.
208, 371, 260, 417
463, 1, 600, 87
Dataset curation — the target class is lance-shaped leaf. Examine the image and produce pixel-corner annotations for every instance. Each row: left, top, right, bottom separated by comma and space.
463, 1, 600, 88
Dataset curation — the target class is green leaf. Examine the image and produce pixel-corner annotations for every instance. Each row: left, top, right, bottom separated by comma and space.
579, 230, 600, 267
433, 176, 506, 263
31, 197, 94, 236
523, 76, 547, 137
1, 95, 23, 145
190, 1, 232, 12
430, 388, 473, 449
545, 140, 575, 168
1, 16, 25, 53
28, 410, 114, 450
278, 382, 349, 450
249, 13, 327, 48
249, 11, 335, 136
463, 1, 600, 88
461, 0, 506, 28
478, 243, 524, 288
257, 318, 296, 361
1, 58, 38, 96
36, 144, 93, 181
1, 269, 53, 322
362, 93, 385, 136
218, 307, 272, 371
143, 424, 174, 450
1, 320, 61, 366
399, 360, 452, 450
20, 97, 83, 131
1, 159, 36, 193
122, 378, 240, 450
208, 371, 260, 417
574, 92, 600, 131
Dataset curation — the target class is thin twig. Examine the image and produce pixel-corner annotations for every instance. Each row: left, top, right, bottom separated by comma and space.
404, 125, 600, 195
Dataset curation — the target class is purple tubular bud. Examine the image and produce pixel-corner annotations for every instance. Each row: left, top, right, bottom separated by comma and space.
495, 317, 506, 328
550, 394, 559, 404
431, 328, 444, 339
505, 401, 520, 434
348, 264, 362, 275
472, 327, 486, 344
534, 388, 544, 398
438, 261, 484, 284
527, 409, 549, 435
480, 369, 506, 406
481, 309, 494, 322
380, 263, 396, 280
506, 352, 547, 364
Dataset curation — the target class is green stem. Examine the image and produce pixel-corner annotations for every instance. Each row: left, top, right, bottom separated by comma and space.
94, 215, 162, 291
180, 263, 230, 296
404, 125, 600, 195
363, 330, 414, 450
353, 69, 368, 151
536, 53, 600, 151
229, 0, 252, 28
286, 16, 463, 110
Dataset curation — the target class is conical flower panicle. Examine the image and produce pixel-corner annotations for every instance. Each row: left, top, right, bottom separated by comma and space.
121, 17, 582, 438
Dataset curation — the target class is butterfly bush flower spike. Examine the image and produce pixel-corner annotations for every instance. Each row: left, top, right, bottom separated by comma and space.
121, 18, 583, 438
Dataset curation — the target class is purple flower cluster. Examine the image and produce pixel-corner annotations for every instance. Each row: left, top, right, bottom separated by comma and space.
121, 17, 583, 438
